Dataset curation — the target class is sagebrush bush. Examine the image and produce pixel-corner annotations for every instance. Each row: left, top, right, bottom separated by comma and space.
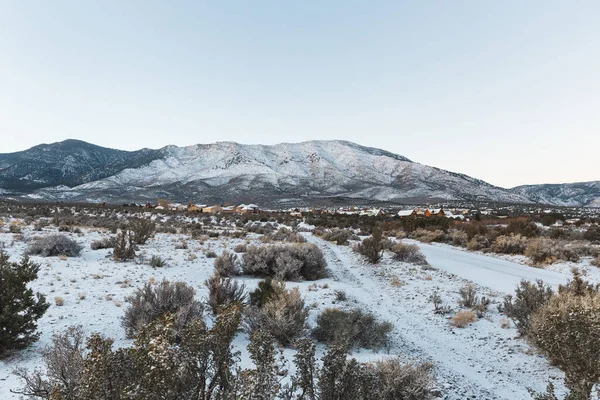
504, 220, 540, 238
490, 234, 528, 254
233, 243, 247, 253
214, 251, 239, 277
113, 230, 136, 261
122, 280, 204, 338
391, 242, 428, 265
128, 218, 155, 245
265, 227, 306, 243
466, 234, 490, 251
149, 255, 167, 268
411, 229, 447, 244
458, 282, 477, 308
449, 230, 468, 247
319, 229, 352, 245
249, 278, 277, 308
583, 224, 600, 242
205, 273, 247, 315
0, 251, 49, 358
525, 238, 579, 264
529, 290, 600, 399
245, 281, 308, 347
242, 244, 327, 281
90, 236, 116, 250
26, 234, 82, 257
365, 358, 435, 400
313, 308, 392, 350
354, 226, 384, 263
503, 279, 554, 336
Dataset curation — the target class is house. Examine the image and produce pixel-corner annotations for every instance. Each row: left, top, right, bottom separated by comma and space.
202, 205, 223, 214
360, 208, 383, 217
187, 204, 206, 212
144, 203, 153, 209
431, 208, 445, 216
239, 204, 260, 214
221, 206, 236, 214
397, 209, 416, 218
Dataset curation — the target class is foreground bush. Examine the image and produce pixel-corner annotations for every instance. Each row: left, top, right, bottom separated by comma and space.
128, 218, 155, 245
391, 242, 428, 265
242, 244, 327, 281
26, 234, 82, 257
113, 230, 136, 261
214, 251, 240, 277
503, 279, 554, 336
245, 281, 308, 347
122, 280, 204, 338
16, 318, 435, 400
313, 308, 392, 350
0, 251, 49, 358
525, 238, 579, 265
529, 289, 600, 399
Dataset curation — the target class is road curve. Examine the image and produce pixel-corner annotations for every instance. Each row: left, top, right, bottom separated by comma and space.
408, 240, 569, 293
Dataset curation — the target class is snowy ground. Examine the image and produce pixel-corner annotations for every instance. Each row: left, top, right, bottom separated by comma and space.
2, 224, 596, 399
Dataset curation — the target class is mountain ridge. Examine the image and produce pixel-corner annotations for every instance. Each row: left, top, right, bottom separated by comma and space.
0, 139, 597, 207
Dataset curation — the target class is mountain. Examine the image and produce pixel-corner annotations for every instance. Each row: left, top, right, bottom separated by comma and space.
510, 181, 600, 208
0, 139, 595, 207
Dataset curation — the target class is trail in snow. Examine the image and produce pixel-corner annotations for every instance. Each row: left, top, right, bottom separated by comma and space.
306, 235, 565, 400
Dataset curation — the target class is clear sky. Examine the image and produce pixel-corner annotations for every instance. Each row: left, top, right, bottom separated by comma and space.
1, 1, 598, 188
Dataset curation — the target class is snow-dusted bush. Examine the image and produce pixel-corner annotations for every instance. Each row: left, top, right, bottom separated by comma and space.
90, 236, 116, 250
205, 272, 247, 315
245, 281, 308, 347
525, 238, 579, 264
466, 234, 491, 251
529, 289, 600, 399
449, 229, 468, 247
26, 234, 82, 257
122, 280, 204, 338
490, 234, 528, 254
502, 279, 553, 336
263, 227, 306, 243
149, 255, 167, 268
128, 218, 155, 245
249, 278, 277, 308
583, 224, 600, 242
112, 230, 136, 261
354, 226, 385, 263
213, 251, 240, 277
391, 242, 428, 265
313, 308, 392, 350
411, 228, 447, 244
242, 244, 327, 281
0, 251, 49, 358
233, 243, 247, 253
318, 228, 353, 245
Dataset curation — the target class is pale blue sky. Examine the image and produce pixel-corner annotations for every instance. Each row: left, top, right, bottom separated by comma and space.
1, 1, 598, 188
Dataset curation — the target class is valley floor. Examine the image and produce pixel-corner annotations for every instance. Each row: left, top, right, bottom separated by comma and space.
2, 225, 592, 399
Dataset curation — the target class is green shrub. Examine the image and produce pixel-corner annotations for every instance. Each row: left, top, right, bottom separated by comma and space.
243, 244, 327, 281
503, 279, 554, 336
205, 273, 247, 315
391, 242, 428, 265
26, 234, 82, 257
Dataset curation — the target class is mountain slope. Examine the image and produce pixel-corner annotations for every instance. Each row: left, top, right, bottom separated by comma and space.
0, 139, 593, 207
511, 181, 600, 208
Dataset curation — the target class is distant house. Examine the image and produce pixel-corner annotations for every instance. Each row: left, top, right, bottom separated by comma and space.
431, 208, 445, 217
397, 209, 416, 218
144, 202, 153, 209
202, 205, 223, 214
187, 204, 206, 212
239, 204, 260, 214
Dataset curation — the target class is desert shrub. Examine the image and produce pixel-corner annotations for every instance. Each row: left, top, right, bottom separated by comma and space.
449, 230, 468, 247
90, 236, 116, 250
249, 278, 277, 308
450, 310, 476, 328
391, 242, 428, 265
490, 234, 528, 254
466, 234, 491, 251
504, 220, 540, 238
429, 291, 452, 315
0, 251, 49, 358
205, 273, 247, 315
334, 290, 347, 302
245, 282, 308, 347
214, 251, 240, 277
14, 326, 85, 398
354, 226, 384, 263
266, 227, 306, 243
592, 255, 600, 267
242, 244, 327, 281
411, 228, 448, 244
313, 308, 392, 350
26, 234, 82, 257
9, 223, 22, 233
113, 230, 136, 261
205, 250, 218, 258
529, 290, 600, 399
583, 224, 600, 242
320, 229, 352, 245
503, 279, 554, 336
458, 282, 477, 308
149, 255, 167, 268
233, 243, 247, 253
524, 238, 578, 264
128, 218, 155, 245
122, 280, 204, 338
364, 358, 435, 400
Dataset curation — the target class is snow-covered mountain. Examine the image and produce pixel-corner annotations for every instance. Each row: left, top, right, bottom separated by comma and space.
510, 181, 600, 208
0, 139, 595, 207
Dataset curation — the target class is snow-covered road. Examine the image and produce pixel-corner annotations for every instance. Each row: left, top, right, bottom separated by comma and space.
409, 241, 569, 293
